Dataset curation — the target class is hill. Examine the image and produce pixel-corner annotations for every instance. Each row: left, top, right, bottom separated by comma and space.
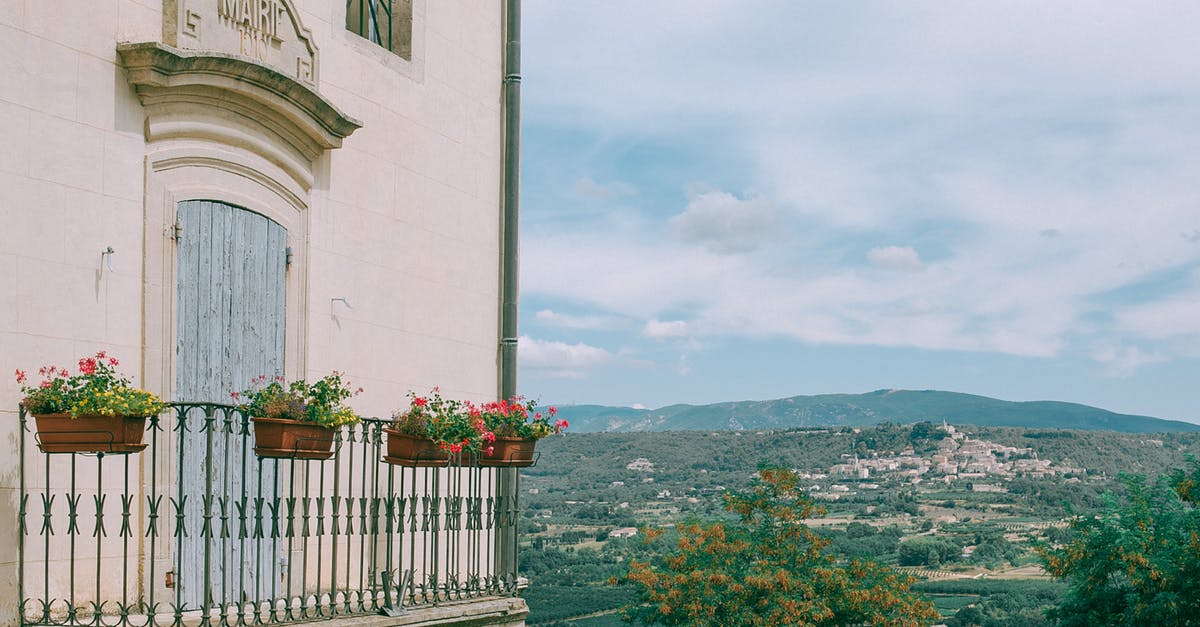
557, 389, 1200, 433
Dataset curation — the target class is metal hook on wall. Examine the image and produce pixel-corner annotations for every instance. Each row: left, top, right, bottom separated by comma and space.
331, 297, 353, 316
100, 247, 115, 274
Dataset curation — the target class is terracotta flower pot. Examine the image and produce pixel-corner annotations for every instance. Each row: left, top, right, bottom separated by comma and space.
32, 413, 149, 454
382, 430, 450, 467
251, 416, 336, 460
480, 436, 536, 467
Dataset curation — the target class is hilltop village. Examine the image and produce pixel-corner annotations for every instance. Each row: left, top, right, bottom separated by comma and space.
801, 422, 1084, 499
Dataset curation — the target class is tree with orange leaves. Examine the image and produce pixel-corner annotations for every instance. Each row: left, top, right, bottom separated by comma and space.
1040, 461, 1200, 627
613, 465, 938, 626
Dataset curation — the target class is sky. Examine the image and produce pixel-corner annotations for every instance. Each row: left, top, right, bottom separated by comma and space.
515, 1, 1200, 424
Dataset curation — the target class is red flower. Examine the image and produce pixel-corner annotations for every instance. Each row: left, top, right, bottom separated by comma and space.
412, 397, 428, 407
78, 358, 97, 375
449, 443, 463, 453
230, 391, 241, 400
108, 357, 118, 366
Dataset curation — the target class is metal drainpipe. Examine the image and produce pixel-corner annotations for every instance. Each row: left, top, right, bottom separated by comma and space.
498, 0, 522, 591
500, 0, 521, 401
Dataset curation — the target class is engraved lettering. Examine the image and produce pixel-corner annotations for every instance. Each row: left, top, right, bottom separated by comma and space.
259, 0, 271, 35
217, 0, 238, 20
200, 0, 313, 83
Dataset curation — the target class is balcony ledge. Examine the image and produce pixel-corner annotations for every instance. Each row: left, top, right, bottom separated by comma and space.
327, 597, 529, 627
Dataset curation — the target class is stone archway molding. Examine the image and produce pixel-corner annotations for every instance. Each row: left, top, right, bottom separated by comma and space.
117, 41, 361, 191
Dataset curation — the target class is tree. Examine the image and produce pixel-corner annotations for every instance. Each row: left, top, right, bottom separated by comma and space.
1040, 461, 1200, 626
614, 466, 938, 626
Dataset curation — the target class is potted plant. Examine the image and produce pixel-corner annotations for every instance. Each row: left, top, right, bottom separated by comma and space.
474, 397, 567, 467
233, 372, 361, 460
16, 351, 166, 454
385, 389, 485, 466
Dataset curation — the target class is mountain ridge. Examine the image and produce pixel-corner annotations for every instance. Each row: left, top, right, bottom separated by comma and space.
556, 389, 1200, 434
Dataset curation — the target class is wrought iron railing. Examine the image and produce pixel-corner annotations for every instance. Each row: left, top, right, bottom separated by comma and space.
17, 404, 522, 626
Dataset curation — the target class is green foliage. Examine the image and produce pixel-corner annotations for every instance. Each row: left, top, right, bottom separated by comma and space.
823, 523, 903, 561
898, 536, 962, 567
523, 585, 636, 624
1040, 461, 1200, 626
916, 580, 1065, 626
615, 466, 938, 626
234, 373, 361, 427
392, 388, 484, 453
476, 396, 567, 439
17, 352, 166, 417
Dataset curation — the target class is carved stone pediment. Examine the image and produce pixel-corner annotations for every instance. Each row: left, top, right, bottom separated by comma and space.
118, 42, 362, 191
164, 0, 319, 87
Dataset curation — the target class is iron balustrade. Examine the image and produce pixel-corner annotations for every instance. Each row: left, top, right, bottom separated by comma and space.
16, 403, 523, 626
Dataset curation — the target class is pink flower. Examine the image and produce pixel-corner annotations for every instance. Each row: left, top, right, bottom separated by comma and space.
95, 350, 107, 359
78, 358, 97, 375
484, 446, 495, 457
40, 381, 51, 388
14, 369, 26, 384
58, 368, 68, 377
548, 407, 558, 416
230, 391, 241, 400
108, 357, 118, 366
483, 431, 496, 443
555, 419, 569, 431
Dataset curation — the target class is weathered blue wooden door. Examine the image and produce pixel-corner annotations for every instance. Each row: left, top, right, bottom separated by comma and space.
174, 199, 286, 609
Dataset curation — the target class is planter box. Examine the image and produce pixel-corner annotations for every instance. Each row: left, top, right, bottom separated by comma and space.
383, 430, 450, 467
480, 436, 536, 467
32, 413, 148, 454
252, 417, 336, 460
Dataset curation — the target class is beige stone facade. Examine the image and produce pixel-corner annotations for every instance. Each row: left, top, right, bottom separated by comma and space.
1, 1, 514, 624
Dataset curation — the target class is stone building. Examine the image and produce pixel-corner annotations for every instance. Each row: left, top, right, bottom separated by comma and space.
1, 1, 526, 625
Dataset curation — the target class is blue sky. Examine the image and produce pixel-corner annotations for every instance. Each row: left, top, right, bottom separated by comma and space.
515, 1, 1200, 423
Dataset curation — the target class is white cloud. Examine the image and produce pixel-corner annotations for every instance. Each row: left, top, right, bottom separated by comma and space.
519, 335, 617, 379
575, 177, 635, 199
643, 319, 689, 339
668, 191, 779, 254
1116, 296, 1200, 342
1091, 344, 1165, 378
676, 353, 692, 376
867, 246, 924, 271
521, 1, 1200, 365
535, 309, 622, 331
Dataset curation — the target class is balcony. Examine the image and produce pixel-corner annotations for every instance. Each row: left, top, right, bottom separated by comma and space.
16, 404, 529, 627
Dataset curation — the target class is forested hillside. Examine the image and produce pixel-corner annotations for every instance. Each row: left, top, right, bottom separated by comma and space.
519, 423, 1200, 626
558, 389, 1200, 433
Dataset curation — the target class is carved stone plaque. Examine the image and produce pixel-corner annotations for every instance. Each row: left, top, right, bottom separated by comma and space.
164, 0, 318, 86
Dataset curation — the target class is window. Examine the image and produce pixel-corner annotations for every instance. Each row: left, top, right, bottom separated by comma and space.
346, 0, 413, 59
